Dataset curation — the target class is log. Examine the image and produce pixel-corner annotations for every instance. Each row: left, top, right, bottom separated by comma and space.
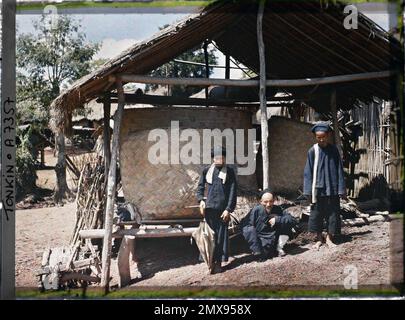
257, 0, 269, 190
100, 81, 126, 292
110, 70, 395, 88
79, 226, 198, 239
341, 214, 388, 227
364, 210, 390, 216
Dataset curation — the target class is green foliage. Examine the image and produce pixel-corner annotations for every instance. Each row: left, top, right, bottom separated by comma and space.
16, 14, 101, 199
16, 14, 100, 127
17, 1, 212, 11
146, 45, 217, 97
145, 27, 217, 97
16, 127, 38, 198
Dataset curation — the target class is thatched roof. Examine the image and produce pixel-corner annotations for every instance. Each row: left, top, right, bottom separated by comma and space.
50, 0, 402, 133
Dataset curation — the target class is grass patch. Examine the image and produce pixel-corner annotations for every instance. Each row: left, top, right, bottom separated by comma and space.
16, 287, 401, 299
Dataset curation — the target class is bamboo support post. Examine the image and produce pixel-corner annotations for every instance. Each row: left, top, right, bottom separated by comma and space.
100, 80, 126, 292
103, 93, 111, 178
225, 54, 230, 98
204, 40, 210, 102
257, 0, 270, 190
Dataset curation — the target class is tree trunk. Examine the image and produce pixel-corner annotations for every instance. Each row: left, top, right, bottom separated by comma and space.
54, 131, 72, 203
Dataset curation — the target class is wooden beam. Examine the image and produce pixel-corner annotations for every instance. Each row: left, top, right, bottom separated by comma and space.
173, 58, 248, 70
103, 93, 111, 178
100, 80, 126, 293
79, 227, 198, 239
258, 0, 269, 190
109, 70, 395, 88
105, 93, 301, 107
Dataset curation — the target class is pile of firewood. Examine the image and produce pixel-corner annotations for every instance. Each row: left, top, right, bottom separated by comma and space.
38, 153, 107, 290
70, 155, 106, 245
281, 197, 390, 227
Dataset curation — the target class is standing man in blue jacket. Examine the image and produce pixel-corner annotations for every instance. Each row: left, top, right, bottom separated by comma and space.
197, 146, 237, 274
303, 121, 346, 250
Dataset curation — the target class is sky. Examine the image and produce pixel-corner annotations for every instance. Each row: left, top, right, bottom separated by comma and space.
16, 3, 399, 80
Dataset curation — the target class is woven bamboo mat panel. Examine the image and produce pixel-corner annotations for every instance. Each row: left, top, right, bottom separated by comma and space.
119, 107, 258, 221
267, 116, 314, 197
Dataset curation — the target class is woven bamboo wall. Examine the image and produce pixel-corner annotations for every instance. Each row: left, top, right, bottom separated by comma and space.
351, 101, 402, 198
119, 107, 258, 221
267, 116, 314, 197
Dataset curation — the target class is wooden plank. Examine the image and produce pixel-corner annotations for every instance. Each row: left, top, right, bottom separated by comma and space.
41, 248, 51, 267
100, 80, 126, 292
140, 219, 202, 225
79, 227, 198, 239
117, 235, 132, 288
110, 70, 395, 88
257, 0, 269, 190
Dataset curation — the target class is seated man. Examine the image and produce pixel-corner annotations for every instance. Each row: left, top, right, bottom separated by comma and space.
241, 189, 297, 260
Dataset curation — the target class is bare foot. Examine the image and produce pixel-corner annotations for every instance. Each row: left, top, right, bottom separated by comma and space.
312, 241, 322, 250
326, 239, 337, 248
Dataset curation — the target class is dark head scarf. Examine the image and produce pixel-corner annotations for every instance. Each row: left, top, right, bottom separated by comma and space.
311, 121, 332, 133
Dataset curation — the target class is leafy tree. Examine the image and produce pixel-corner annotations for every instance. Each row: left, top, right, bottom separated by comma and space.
16, 14, 100, 202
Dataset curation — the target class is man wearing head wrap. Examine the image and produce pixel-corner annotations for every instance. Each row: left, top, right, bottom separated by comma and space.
303, 121, 346, 250
240, 189, 297, 261
196, 146, 237, 274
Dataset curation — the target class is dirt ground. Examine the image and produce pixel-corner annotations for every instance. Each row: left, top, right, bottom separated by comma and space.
15, 150, 403, 293
16, 202, 402, 292
119, 220, 399, 290
16, 201, 77, 288
16, 147, 89, 209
